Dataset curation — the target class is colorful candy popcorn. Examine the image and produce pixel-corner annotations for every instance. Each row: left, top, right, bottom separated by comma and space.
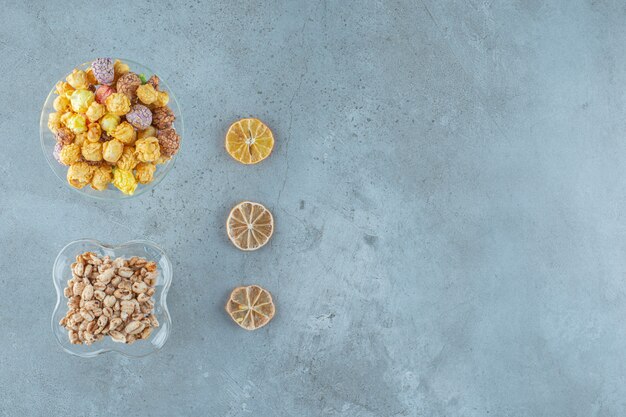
85, 101, 105, 122
70, 89, 95, 113
48, 59, 180, 194
134, 137, 160, 162
81, 142, 103, 162
91, 58, 114, 85
65, 113, 87, 134
67, 162, 93, 189
135, 162, 156, 184
153, 91, 169, 108
113, 168, 137, 195
66, 69, 89, 90
53, 142, 63, 163
113, 60, 130, 83
137, 126, 157, 141
86, 122, 102, 143
59, 143, 81, 166
48, 112, 62, 133
152, 106, 175, 130
157, 128, 180, 157
136, 84, 158, 105
125, 104, 152, 129
102, 139, 124, 163
116, 72, 142, 101
105, 93, 131, 116
95, 85, 115, 104
90, 164, 113, 191
53, 95, 71, 112
84, 67, 98, 85
117, 146, 138, 171
112, 121, 136, 144
99, 113, 120, 135
55, 81, 75, 98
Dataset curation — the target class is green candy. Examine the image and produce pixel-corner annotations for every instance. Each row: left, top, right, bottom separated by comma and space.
138, 73, 147, 84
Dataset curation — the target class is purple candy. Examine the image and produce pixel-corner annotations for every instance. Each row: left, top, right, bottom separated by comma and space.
53, 142, 63, 164
91, 58, 114, 85
125, 104, 153, 129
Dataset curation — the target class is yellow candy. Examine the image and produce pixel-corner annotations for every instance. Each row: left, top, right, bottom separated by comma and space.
113, 60, 130, 83
85, 102, 105, 122
135, 162, 156, 184
82, 142, 103, 162
153, 91, 169, 107
136, 84, 157, 105
55, 81, 75, 98
86, 122, 102, 143
59, 143, 81, 166
60, 112, 73, 127
70, 89, 95, 113
66, 69, 89, 90
105, 93, 131, 116
65, 113, 87, 134
134, 137, 160, 162
102, 139, 124, 163
99, 113, 120, 135
112, 121, 137, 145
91, 164, 113, 191
48, 112, 62, 133
85, 68, 98, 86
67, 162, 93, 189
53, 96, 71, 112
74, 132, 87, 146
116, 146, 138, 171
113, 168, 137, 195
137, 126, 157, 141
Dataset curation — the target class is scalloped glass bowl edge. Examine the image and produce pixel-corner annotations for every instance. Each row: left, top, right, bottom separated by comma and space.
51, 239, 172, 358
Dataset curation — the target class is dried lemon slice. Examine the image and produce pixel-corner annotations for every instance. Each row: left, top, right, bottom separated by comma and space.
226, 201, 274, 251
225, 118, 274, 164
226, 285, 276, 330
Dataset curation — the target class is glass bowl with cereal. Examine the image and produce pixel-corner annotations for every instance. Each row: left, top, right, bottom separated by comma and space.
52, 239, 172, 357
40, 58, 183, 199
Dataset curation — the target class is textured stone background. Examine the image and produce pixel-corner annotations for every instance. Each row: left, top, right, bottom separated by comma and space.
1, 1, 626, 416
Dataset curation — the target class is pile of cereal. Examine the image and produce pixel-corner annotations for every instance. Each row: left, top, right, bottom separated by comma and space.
47, 58, 181, 195
59, 252, 159, 345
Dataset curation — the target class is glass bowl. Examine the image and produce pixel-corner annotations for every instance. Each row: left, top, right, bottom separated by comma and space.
40, 59, 183, 200
51, 239, 172, 358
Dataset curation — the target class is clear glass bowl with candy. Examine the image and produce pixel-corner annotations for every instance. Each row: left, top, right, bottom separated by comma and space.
40, 58, 183, 199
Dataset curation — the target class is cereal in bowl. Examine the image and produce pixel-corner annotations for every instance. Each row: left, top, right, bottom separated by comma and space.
59, 252, 160, 345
